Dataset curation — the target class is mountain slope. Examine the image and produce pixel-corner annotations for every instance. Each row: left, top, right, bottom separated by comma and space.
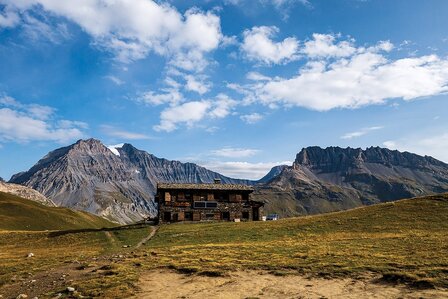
257, 165, 289, 184
254, 146, 448, 217
10, 139, 252, 223
0, 191, 115, 231
0, 181, 55, 207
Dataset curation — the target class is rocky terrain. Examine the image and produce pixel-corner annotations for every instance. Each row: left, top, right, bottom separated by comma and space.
10, 139, 251, 223
255, 146, 448, 217
0, 181, 55, 207
9, 141, 448, 222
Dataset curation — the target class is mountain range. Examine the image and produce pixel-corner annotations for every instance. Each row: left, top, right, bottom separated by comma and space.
255, 146, 448, 216
10, 139, 251, 223
8, 139, 448, 223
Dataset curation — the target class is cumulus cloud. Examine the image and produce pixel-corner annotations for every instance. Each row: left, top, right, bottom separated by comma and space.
100, 125, 150, 140
210, 147, 260, 158
233, 34, 448, 111
241, 26, 299, 64
0, 95, 86, 143
341, 126, 383, 140
209, 94, 237, 118
154, 101, 211, 132
246, 71, 271, 81
152, 93, 238, 132
302, 33, 357, 58
0, 0, 223, 69
185, 75, 210, 95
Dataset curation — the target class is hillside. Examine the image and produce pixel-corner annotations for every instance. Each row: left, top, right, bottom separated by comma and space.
0, 191, 115, 231
0, 181, 55, 207
254, 146, 448, 217
148, 194, 448, 288
10, 139, 252, 223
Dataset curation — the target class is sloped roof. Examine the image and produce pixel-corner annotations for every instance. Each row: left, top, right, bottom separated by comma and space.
157, 183, 254, 191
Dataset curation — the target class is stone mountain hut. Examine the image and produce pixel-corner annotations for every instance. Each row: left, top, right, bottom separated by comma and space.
155, 180, 264, 223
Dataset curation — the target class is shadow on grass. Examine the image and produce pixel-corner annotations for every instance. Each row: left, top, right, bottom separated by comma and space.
48, 222, 156, 237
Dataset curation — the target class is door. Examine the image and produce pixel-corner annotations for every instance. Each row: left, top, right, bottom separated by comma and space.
163, 212, 171, 222
252, 207, 259, 221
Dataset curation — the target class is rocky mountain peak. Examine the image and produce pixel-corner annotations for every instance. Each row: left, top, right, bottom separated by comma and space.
9, 139, 253, 223
71, 138, 111, 155
294, 146, 446, 172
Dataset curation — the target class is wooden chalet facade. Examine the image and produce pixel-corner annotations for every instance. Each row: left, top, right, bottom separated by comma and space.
156, 181, 263, 223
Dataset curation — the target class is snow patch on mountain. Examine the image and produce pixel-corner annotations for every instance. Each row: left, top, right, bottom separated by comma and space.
107, 143, 125, 156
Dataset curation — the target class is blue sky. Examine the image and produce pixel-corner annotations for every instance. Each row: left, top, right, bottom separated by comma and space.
1, 0, 448, 180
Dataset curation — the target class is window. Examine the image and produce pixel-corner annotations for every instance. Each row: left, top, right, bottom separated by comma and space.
206, 202, 218, 208
193, 201, 218, 209
214, 192, 229, 202
185, 212, 193, 221
194, 201, 206, 208
177, 192, 186, 201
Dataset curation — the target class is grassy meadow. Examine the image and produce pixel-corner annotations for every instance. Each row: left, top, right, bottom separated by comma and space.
0, 191, 115, 231
0, 193, 447, 298
146, 194, 448, 288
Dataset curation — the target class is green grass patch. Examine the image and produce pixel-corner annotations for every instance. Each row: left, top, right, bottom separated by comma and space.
145, 194, 448, 288
0, 191, 116, 231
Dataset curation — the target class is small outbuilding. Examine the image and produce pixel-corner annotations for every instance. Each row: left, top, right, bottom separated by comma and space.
156, 180, 264, 223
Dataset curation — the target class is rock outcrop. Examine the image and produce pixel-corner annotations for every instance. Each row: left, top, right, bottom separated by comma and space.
0, 181, 55, 207
254, 146, 448, 217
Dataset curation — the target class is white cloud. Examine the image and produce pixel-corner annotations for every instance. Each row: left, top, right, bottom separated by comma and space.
246, 71, 271, 81
153, 93, 239, 132
341, 126, 383, 140
240, 113, 263, 124
241, 26, 299, 64
20, 13, 71, 44
210, 147, 260, 158
100, 125, 150, 140
234, 36, 448, 111
209, 94, 237, 118
154, 101, 211, 132
383, 133, 448, 163
302, 33, 357, 58
105, 75, 124, 86
0, 96, 86, 143
139, 88, 183, 106
26, 104, 55, 120
1, 0, 223, 70
185, 75, 210, 95
200, 160, 292, 180
0, 6, 19, 27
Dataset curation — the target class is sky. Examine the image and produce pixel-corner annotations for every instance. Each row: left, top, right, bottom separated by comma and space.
0, 0, 448, 180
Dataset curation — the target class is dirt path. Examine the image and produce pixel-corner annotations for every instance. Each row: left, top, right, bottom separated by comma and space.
104, 231, 119, 247
136, 269, 448, 299
134, 226, 158, 249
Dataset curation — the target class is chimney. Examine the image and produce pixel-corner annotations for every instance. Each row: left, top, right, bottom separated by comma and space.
214, 179, 221, 184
